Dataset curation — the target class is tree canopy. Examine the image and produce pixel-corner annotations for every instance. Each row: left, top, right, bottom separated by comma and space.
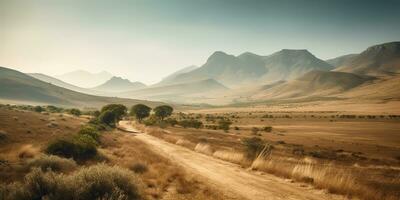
130, 104, 151, 121
153, 105, 173, 120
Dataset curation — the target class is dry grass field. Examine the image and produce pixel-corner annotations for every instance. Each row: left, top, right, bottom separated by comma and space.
0, 106, 228, 200
134, 106, 400, 200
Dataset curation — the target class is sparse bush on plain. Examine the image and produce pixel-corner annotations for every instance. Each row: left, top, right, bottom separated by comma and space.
263, 126, 272, 132
34, 105, 44, 112
68, 108, 81, 116
178, 119, 203, 129
98, 110, 116, 126
26, 155, 77, 172
0, 130, 7, 141
78, 126, 101, 143
46, 138, 97, 161
218, 119, 232, 132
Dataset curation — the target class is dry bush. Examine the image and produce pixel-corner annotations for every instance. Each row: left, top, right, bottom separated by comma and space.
130, 163, 148, 174
0, 130, 7, 141
0, 164, 144, 200
26, 155, 77, 172
212, 150, 246, 165
194, 143, 214, 155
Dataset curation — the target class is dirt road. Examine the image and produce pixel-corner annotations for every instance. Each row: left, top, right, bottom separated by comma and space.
119, 121, 344, 200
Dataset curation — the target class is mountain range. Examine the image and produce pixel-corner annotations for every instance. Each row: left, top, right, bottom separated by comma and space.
55, 70, 113, 88
1, 41, 399, 106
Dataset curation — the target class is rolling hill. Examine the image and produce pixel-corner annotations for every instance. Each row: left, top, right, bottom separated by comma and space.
156, 65, 198, 86
92, 76, 146, 93
0, 67, 160, 108
252, 70, 373, 100
55, 70, 113, 88
28, 73, 98, 95
335, 42, 400, 75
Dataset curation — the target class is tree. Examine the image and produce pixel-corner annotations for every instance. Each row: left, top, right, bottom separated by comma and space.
101, 104, 127, 120
153, 105, 173, 120
99, 110, 116, 126
130, 104, 151, 122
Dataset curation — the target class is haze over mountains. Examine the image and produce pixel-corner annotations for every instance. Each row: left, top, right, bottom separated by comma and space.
1, 41, 399, 106
55, 70, 113, 88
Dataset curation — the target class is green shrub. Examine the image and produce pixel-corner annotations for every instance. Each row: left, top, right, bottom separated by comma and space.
68, 108, 81, 116
165, 118, 178, 126
26, 155, 77, 172
178, 119, 203, 129
218, 119, 232, 132
46, 139, 97, 161
46, 105, 63, 113
34, 106, 44, 113
1, 164, 144, 200
78, 126, 100, 142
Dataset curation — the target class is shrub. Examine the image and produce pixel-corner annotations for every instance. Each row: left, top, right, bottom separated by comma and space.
46, 105, 63, 113
218, 119, 232, 132
46, 139, 97, 161
263, 126, 272, 132
178, 119, 203, 129
34, 106, 44, 112
130, 163, 148, 174
0, 164, 144, 200
165, 118, 178, 126
78, 126, 100, 142
69, 108, 81, 116
242, 137, 265, 159
26, 155, 77, 172
251, 127, 259, 135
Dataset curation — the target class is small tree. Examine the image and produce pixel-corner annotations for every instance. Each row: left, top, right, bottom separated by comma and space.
130, 104, 151, 122
99, 110, 116, 126
101, 104, 127, 120
153, 105, 173, 120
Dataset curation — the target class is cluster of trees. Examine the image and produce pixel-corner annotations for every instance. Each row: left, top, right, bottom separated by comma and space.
130, 104, 173, 122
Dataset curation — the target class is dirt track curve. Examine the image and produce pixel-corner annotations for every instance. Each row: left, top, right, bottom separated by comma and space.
119, 121, 344, 200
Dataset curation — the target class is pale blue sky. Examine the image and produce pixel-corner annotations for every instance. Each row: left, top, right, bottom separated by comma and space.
1, 0, 399, 84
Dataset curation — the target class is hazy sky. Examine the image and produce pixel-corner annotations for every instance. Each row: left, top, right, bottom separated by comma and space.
1, 0, 400, 84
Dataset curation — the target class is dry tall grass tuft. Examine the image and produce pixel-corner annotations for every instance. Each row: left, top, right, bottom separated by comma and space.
194, 143, 214, 155
26, 155, 77, 172
213, 150, 246, 165
176, 139, 195, 149
0, 163, 144, 200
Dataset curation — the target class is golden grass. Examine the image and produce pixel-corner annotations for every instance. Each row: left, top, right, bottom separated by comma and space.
194, 143, 214, 155
212, 150, 246, 165
176, 139, 195, 149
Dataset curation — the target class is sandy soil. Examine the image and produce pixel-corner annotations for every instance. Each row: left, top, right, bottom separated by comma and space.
119, 121, 344, 200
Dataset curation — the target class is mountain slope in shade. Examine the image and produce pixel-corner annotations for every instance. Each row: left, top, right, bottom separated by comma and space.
335, 42, 400, 75
55, 70, 113, 88
28, 73, 97, 95
0, 67, 160, 108
92, 76, 146, 92
157, 65, 198, 86
252, 70, 372, 100
260, 49, 334, 83
120, 78, 228, 102
325, 54, 358, 68
166, 51, 267, 87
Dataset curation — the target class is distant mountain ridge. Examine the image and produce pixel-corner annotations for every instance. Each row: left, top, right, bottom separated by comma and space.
0, 67, 160, 108
335, 42, 400, 75
160, 49, 333, 87
325, 54, 358, 68
92, 76, 146, 92
56, 70, 113, 88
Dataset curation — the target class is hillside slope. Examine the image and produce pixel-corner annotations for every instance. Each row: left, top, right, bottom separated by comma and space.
55, 70, 113, 88
325, 54, 358, 68
335, 42, 400, 75
0, 67, 160, 108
